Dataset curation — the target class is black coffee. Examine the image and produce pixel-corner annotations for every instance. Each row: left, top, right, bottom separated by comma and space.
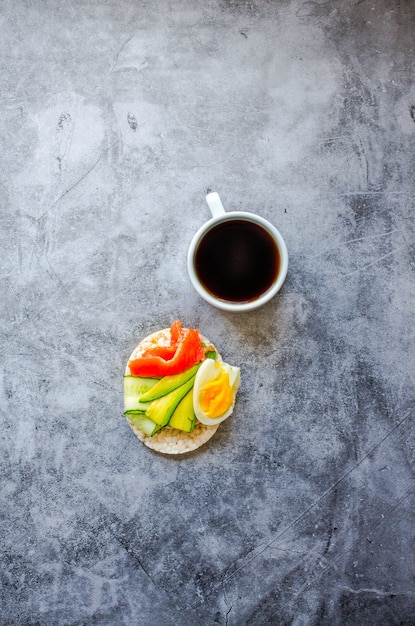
195, 220, 280, 303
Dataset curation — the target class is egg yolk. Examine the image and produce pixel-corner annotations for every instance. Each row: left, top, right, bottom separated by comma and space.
199, 370, 233, 418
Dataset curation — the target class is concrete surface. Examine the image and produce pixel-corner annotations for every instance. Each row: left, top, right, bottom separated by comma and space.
1, 1, 415, 624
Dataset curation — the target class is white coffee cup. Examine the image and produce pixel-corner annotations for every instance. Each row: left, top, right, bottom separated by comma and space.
187, 192, 288, 312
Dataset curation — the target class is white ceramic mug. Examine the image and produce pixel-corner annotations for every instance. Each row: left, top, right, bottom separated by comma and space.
187, 192, 288, 312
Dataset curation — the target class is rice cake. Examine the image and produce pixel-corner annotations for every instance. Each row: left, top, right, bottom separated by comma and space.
124, 328, 221, 454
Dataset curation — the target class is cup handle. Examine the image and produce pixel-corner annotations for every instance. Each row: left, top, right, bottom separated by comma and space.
206, 192, 226, 217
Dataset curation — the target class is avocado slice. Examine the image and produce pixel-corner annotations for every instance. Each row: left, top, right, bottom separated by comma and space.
126, 412, 161, 437
139, 364, 201, 402
145, 377, 196, 426
168, 388, 196, 432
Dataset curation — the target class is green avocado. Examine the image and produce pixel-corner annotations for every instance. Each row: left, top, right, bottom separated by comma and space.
168, 388, 196, 433
145, 377, 196, 426
139, 363, 201, 402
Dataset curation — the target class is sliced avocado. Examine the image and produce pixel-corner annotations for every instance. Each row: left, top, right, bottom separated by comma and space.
124, 376, 159, 412
145, 377, 196, 426
126, 412, 161, 437
168, 388, 196, 432
139, 364, 201, 402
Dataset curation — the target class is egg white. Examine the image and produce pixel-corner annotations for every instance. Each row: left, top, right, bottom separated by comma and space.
193, 359, 241, 425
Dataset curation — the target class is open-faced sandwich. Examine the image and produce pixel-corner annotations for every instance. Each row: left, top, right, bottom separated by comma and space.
124, 320, 241, 454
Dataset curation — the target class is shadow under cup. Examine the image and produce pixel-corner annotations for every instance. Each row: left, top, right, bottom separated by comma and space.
187, 212, 288, 312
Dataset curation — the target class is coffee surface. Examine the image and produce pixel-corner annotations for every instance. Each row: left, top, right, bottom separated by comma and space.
195, 220, 280, 302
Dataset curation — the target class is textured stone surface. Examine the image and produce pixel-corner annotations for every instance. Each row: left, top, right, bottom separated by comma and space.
1, 1, 415, 624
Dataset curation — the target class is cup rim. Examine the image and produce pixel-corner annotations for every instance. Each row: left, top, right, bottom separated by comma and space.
187, 211, 288, 312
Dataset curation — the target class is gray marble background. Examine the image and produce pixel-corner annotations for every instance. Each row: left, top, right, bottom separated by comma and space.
1, 1, 415, 624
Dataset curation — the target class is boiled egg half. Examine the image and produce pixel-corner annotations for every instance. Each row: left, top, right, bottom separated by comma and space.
193, 359, 241, 425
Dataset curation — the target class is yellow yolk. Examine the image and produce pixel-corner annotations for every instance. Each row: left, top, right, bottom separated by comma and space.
199, 371, 233, 418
